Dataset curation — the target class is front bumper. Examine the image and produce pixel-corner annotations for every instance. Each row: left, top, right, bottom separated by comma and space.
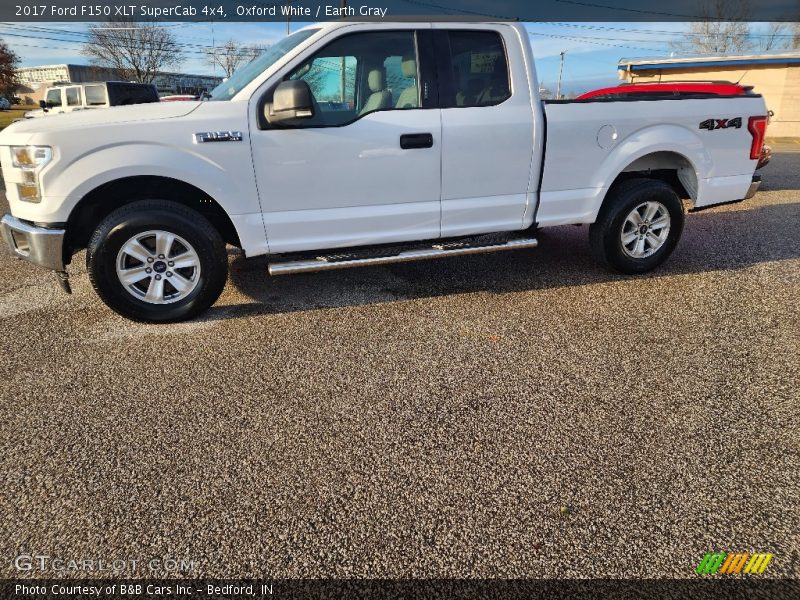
1, 214, 65, 271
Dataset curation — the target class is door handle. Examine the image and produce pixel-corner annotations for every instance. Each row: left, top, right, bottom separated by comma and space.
400, 133, 433, 150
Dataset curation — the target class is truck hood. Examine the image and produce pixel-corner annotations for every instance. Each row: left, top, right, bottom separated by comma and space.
0, 101, 203, 140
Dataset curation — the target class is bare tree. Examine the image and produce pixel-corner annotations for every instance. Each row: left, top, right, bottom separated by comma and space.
671, 0, 752, 54
206, 39, 250, 78
82, 20, 183, 83
755, 22, 790, 52
0, 39, 19, 99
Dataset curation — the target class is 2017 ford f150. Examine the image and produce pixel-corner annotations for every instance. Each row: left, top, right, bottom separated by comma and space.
0, 22, 767, 323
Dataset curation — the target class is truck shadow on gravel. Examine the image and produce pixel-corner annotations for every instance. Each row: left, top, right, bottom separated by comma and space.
204, 200, 800, 322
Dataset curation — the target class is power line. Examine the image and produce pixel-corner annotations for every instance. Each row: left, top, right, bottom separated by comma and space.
527, 30, 671, 54
0, 21, 279, 50
543, 21, 800, 39
398, 0, 756, 22
549, 0, 707, 20
0, 25, 267, 57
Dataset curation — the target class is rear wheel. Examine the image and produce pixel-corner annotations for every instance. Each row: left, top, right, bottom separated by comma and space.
87, 200, 228, 323
589, 178, 684, 274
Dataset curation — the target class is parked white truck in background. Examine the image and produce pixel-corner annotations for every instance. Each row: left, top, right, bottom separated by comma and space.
24, 81, 160, 119
0, 22, 767, 322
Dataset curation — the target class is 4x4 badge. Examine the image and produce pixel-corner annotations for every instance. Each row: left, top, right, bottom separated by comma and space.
699, 117, 742, 131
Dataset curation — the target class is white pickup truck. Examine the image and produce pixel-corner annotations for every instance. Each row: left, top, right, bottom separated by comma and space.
0, 21, 767, 323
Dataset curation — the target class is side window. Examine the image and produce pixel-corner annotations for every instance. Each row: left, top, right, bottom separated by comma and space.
84, 85, 107, 106
65, 87, 81, 107
45, 88, 63, 107
447, 31, 511, 108
286, 30, 419, 127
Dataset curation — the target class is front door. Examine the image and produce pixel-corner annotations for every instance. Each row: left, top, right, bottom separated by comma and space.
250, 28, 442, 254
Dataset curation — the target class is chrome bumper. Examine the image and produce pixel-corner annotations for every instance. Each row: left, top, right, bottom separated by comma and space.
744, 174, 761, 200
1, 214, 66, 271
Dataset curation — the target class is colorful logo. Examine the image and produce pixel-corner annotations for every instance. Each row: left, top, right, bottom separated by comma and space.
696, 552, 773, 575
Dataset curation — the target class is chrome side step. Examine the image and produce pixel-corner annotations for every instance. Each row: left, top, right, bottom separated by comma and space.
268, 237, 538, 276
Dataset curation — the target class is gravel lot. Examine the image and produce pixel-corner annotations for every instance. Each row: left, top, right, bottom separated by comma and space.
0, 149, 798, 580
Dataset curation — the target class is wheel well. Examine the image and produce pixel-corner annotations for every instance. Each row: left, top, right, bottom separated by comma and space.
65, 176, 241, 257
609, 151, 698, 205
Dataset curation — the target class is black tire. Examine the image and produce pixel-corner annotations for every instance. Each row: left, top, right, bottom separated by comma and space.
589, 178, 684, 274
87, 200, 228, 323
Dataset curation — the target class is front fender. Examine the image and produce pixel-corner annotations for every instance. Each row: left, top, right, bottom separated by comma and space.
37, 142, 260, 223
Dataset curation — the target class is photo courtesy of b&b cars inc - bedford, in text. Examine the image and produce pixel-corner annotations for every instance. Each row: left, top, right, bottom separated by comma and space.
0, 0, 798, 599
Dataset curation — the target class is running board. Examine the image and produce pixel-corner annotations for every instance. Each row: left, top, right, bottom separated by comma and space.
268, 237, 538, 276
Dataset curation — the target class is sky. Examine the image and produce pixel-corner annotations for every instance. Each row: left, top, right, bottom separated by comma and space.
1, 21, 792, 95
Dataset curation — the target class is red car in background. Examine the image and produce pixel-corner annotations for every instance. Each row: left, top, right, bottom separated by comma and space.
577, 82, 772, 169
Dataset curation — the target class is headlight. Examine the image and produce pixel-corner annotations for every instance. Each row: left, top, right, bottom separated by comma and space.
10, 146, 52, 203
12, 145, 52, 169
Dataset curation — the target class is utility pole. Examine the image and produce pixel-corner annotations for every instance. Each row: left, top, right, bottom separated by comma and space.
286, 1, 291, 35
556, 50, 565, 100
211, 20, 216, 79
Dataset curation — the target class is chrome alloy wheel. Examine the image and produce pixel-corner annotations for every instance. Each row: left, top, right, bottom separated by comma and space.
620, 201, 671, 259
115, 230, 201, 304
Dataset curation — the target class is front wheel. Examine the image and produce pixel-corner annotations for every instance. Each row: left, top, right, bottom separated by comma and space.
589, 178, 684, 274
87, 200, 228, 323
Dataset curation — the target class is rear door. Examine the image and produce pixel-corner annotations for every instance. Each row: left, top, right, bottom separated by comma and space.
432, 24, 536, 237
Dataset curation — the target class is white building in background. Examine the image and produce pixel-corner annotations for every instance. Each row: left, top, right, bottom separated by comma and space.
16, 64, 223, 103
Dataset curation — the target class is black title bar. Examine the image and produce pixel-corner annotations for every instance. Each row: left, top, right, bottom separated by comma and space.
2, 579, 800, 600
4, 0, 800, 22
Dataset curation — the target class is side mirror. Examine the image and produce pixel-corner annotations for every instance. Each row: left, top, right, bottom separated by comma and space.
39, 99, 49, 112
265, 80, 314, 126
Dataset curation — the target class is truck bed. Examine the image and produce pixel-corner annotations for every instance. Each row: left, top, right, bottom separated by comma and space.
536, 95, 767, 226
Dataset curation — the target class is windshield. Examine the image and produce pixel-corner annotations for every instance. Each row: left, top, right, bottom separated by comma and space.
208, 29, 319, 101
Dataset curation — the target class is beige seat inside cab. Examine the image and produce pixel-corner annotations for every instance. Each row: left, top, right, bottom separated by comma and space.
396, 55, 418, 109
360, 68, 392, 115
476, 69, 510, 105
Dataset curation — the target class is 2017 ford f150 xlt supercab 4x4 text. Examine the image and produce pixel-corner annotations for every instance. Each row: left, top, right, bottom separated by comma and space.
0, 22, 767, 323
